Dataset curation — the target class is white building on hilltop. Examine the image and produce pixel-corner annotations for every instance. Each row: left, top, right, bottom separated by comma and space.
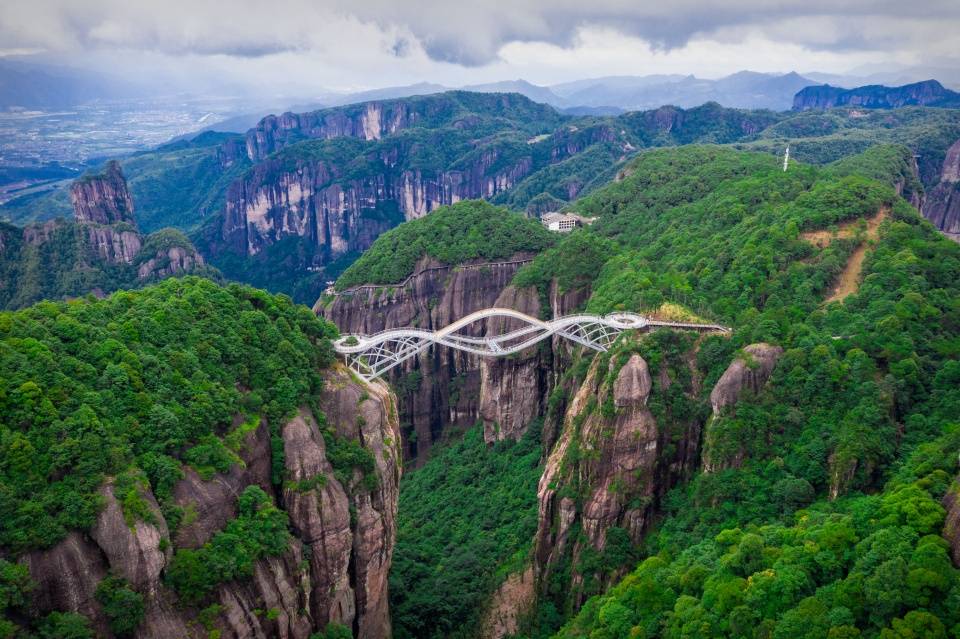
540, 212, 595, 233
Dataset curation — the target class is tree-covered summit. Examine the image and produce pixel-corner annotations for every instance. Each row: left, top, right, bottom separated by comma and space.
335, 200, 556, 289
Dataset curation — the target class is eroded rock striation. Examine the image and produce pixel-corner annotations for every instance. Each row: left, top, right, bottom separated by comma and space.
923, 137, 960, 241
321, 256, 587, 463
70, 160, 137, 226
22, 368, 401, 639
534, 346, 704, 607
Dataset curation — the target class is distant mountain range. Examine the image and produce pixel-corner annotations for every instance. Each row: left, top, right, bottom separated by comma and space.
324, 72, 817, 113
793, 79, 960, 110
6, 55, 959, 117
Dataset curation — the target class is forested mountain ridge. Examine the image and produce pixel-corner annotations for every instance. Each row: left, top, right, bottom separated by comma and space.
0, 276, 402, 638
4, 93, 960, 304
327, 144, 960, 638
519, 147, 960, 638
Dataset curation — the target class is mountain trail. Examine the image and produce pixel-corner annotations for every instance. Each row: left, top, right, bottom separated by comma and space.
804, 208, 888, 303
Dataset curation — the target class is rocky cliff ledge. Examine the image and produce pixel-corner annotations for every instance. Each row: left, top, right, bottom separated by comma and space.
70, 161, 137, 226
24, 367, 400, 639
923, 137, 960, 241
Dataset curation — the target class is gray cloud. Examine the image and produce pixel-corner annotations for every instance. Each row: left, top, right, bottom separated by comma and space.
339, 0, 960, 65
2, 0, 957, 65
1, 0, 958, 94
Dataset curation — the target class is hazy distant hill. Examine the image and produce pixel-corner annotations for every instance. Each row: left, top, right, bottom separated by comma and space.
548, 71, 815, 111
0, 60, 126, 109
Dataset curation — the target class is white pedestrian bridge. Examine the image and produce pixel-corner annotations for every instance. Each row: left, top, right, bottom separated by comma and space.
333, 308, 730, 381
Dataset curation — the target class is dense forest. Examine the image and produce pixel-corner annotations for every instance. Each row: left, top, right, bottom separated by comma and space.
497, 145, 960, 637
0, 277, 346, 635
335, 200, 556, 289
1, 85, 959, 638
390, 423, 544, 639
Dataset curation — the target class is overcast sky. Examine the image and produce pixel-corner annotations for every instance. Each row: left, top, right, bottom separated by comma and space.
2, 0, 959, 96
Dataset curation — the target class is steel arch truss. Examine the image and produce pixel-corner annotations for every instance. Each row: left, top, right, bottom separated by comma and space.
334, 308, 729, 381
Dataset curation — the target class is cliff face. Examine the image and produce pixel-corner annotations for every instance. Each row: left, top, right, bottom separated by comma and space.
215, 142, 534, 262
23, 368, 401, 639
243, 92, 560, 162
70, 161, 137, 226
321, 254, 590, 463
945, 475, 960, 567
923, 137, 960, 241
533, 345, 704, 607
321, 255, 537, 462
793, 80, 960, 111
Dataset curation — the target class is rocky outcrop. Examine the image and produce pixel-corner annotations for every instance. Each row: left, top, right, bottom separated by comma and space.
22, 370, 400, 639
314, 367, 401, 638
137, 245, 206, 279
70, 160, 136, 225
702, 343, 783, 473
479, 566, 536, 639
534, 347, 704, 607
709, 343, 783, 415
173, 419, 274, 548
923, 138, 960, 241
243, 92, 559, 161
793, 80, 960, 111
944, 475, 960, 567
22, 532, 111, 636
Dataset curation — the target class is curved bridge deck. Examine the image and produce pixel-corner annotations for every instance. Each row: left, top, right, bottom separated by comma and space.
334, 308, 729, 381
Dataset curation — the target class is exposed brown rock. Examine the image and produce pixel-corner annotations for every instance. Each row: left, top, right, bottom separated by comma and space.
923, 137, 960, 242
22, 532, 110, 636
702, 343, 783, 473
282, 409, 355, 628
84, 225, 143, 264
943, 475, 960, 567
612, 354, 652, 407
480, 284, 550, 443
215, 544, 312, 639
70, 160, 136, 226
709, 343, 783, 415
479, 566, 536, 639
90, 481, 168, 590
172, 419, 275, 549
137, 245, 206, 279
534, 348, 703, 607
281, 366, 401, 638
